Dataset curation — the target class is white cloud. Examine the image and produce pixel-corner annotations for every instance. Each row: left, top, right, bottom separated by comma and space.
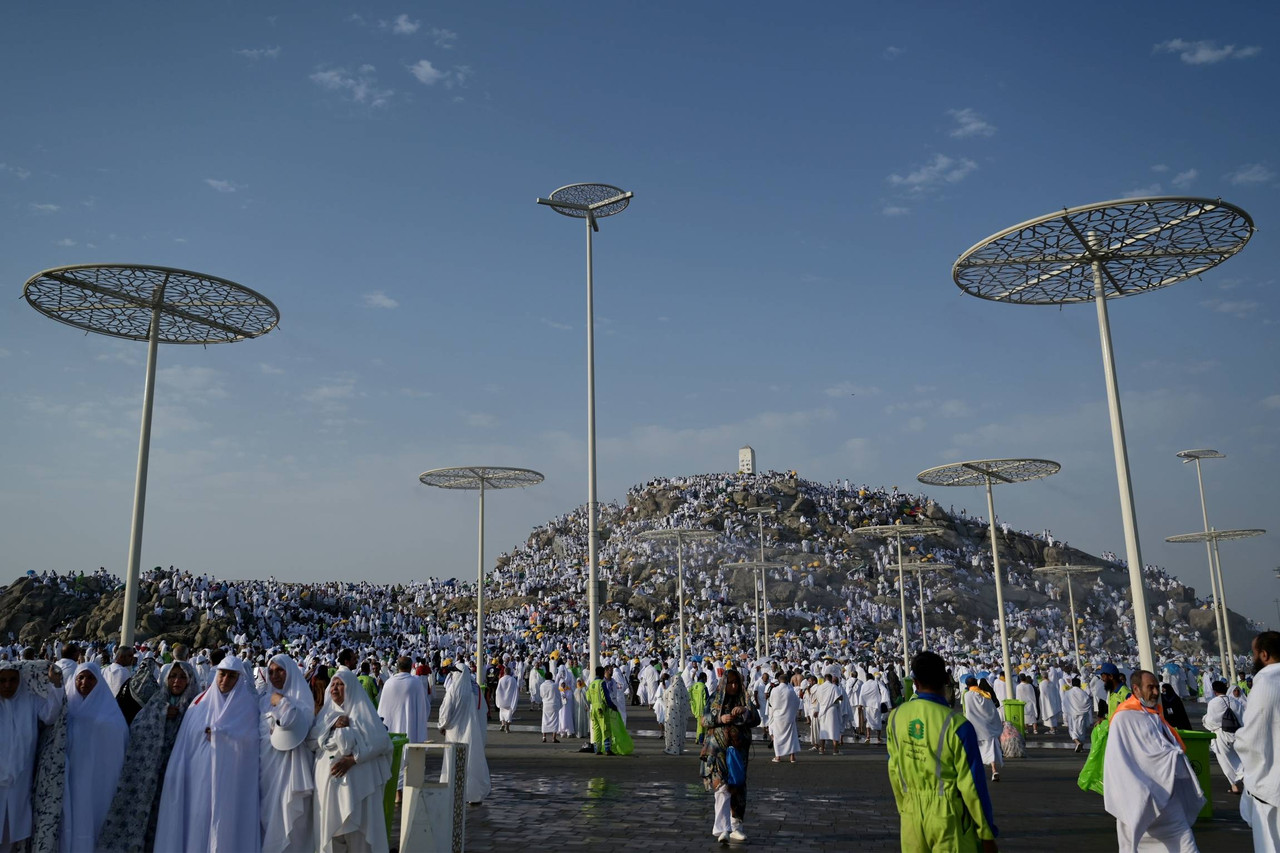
465, 412, 498, 427
235, 46, 281, 60
409, 60, 471, 88
947, 108, 996, 138
302, 375, 359, 412
363, 291, 399, 309
888, 154, 977, 193
540, 317, 572, 331
431, 27, 458, 49
824, 381, 881, 397
1262, 395, 1280, 410
0, 162, 30, 179
55, 237, 76, 247
30, 202, 59, 213
157, 365, 228, 400
259, 363, 285, 375
1171, 168, 1198, 188
204, 178, 243, 193
1154, 39, 1262, 65
1201, 298, 1259, 318
882, 205, 910, 217
0, 347, 11, 358
1225, 163, 1274, 185
391, 14, 420, 35
399, 388, 432, 398
1151, 164, 1169, 173
883, 46, 903, 60
906, 416, 927, 432
310, 65, 394, 108
1124, 183, 1163, 197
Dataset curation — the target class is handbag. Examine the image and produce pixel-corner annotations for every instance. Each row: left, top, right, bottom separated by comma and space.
1221, 705, 1241, 733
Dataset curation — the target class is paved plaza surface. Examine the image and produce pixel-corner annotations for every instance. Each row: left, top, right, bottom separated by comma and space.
405, 705, 1253, 853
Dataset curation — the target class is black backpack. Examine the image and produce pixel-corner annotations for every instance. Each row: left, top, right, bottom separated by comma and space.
1221, 703, 1241, 734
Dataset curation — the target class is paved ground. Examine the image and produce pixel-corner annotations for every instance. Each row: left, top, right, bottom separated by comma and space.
399, 704, 1253, 853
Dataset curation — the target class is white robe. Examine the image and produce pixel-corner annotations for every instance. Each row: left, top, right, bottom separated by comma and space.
859, 679, 888, 731
1015, 681, 1039, 724
1103, 704, 1204, 853
1237, 662, 1280, 852
962, 690, 1003, 767
310, 671, 391, 853
437, 670, 490, 804
811, 680, 842, 742
494, 674, 519, 723
1064, 686, 1094, 743
1203, 694, 1245, 784
1039, 679, 1062, 726
62, 662, 129, 853
156, 656, 262, 853
260, 656, 316, 853
766, 683, 801, 758
539, 681, 560, 733
0, 668, 62, 847
377, 673, 429, 744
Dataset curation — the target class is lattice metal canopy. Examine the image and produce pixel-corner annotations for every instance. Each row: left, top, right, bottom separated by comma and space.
418, 466, 545, 490
918, 458, 1060, 487
853, 525, 945, 539
1166, 528, 1265, 544
24, 264, 279, 344
1033, 564, 1102, 576
899, 562, 954, 573
636, 529, 719, 543
1176, 449, 1226, 461
953, 197, 1254, 305
722, 561, 789, 570
538, 183, 632, 220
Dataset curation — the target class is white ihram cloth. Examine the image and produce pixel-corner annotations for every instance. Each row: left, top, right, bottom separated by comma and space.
1103, 703, 1204, 853
962, 689, 1004, 767
62, 662, 129, 853
377, 671, 428, 791
1064, 686, 1094, 743
1040, 679, 1063, 726
767, 682, 802, 758
1237, 662, 1280, 852
539, 680, 561, 733
155, 655, 263, 853
811, 680, 842, 742
0, 661, 63, 847
309, 670, 392, 853
556, 680, 575, 734
494, 674, 518, 723
1203, 693, 1245, 785
102, 662, 132, 697
1015, 681, 1039, 724
437, 668, 491, 804
260, 654, 316, 853
859, 679, 888, 731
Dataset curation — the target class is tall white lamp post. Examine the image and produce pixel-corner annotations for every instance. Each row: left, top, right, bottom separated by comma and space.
636, 529, 719, 669
853, 525, 944, 678
1033, 564, 1102, 675
1175, 449, 1230, 679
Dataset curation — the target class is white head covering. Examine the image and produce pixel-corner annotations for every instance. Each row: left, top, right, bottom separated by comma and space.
313, 668, 392, 841
0, 660, 31, 788
64, 661, 129, 852
262, 653, 315, 750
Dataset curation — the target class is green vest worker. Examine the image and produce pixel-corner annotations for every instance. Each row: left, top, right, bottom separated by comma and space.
887, 651, 998, 853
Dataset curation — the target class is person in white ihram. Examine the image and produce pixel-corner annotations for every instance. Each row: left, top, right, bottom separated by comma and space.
1236, 630, 1280, 852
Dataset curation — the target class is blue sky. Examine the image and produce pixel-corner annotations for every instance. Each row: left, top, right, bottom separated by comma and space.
2, 3, 1277, 626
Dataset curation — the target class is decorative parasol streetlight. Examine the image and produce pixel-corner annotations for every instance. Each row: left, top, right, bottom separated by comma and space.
1033, 564, 1102, 676
744, 506, 777, 657
918, 459, 1060, 686
953, 197, 1254, 672
721, 561, 789, 659
419, 466, 544, 685
1175, 449, 1231, 679
853, 525, 945, 677
536, 183, 633, 676
635, 529, 718, 669
899, 562, 954, 652
24, 264, 279, 646
1166, 527, 1265, 686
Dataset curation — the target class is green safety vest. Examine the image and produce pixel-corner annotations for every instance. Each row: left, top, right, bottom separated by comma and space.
887, 697, 996, 852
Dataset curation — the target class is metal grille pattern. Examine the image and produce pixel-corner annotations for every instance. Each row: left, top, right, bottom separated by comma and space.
918, 458, 1060, 487
953, 197, 1254, 305
1033, 565, 1102, 576
418, 466, 545, 490
24, 264, 279, 344
1166, 528, 1265, 544
543, 183, 632, 219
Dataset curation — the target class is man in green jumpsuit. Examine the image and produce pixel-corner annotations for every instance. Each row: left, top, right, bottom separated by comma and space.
586, 666, 613, 755
1077, 661, 1131, 794
689, 672, 710, 744
887, 651, 999, 852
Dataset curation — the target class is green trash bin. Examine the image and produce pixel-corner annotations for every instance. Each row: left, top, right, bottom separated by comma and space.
1001, 699, 1026, 738
384, 733, 410, 838
1177, 730, 1215, 822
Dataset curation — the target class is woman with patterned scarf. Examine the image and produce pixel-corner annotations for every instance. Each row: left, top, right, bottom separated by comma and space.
98, 660, 200, 853
700, 668, 761, 845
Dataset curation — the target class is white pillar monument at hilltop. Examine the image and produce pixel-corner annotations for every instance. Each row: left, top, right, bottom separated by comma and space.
739, 445, 756, 474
